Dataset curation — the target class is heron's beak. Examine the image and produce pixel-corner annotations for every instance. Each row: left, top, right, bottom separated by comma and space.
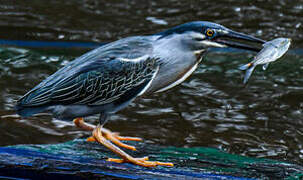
214, 30, 266, 52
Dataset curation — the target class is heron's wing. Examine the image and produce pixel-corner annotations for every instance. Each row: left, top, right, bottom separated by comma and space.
18, 37, 158, 107
54, 56, 158, 106
20, 56, 158, 107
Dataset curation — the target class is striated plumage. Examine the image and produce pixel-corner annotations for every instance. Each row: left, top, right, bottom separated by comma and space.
16, 36, 159, 120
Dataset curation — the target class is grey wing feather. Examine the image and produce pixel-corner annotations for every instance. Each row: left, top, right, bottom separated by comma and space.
18, 36, 158, 107
51, 57, 158, 106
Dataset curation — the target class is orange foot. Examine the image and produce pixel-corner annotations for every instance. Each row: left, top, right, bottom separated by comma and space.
107, 157, 174, 167
93, 124, 174, 167
73, 118, 142, 151
73, 118, 174, 167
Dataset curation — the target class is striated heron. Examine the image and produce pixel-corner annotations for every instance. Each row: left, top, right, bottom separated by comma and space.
16, 21, 265, 167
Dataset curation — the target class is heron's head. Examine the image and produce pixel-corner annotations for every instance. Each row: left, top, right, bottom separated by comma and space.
157, 21, 265, 52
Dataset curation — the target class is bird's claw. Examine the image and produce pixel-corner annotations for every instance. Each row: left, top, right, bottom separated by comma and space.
86, 127, 142, 151
107, 157, 174, 167
115, 135, 142, 141
75, 118, 174, 167
107, 156, 149, 163
87, 133, 137, 151
86, 133, 142, 142
74, 118, 142, 151
86, 136, 96, 142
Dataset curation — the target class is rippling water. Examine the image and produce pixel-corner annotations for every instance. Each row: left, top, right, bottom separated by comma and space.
0, 0, 303, 165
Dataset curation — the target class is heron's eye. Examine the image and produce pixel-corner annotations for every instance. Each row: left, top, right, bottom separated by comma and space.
206, 29, 214, 37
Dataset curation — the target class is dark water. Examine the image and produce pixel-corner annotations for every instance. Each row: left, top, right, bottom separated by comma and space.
0, 0, 303, 166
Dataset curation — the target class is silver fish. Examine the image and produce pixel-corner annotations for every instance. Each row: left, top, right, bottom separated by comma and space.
239, 38, 291, 84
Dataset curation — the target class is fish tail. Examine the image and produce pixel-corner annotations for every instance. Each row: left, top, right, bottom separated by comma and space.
243, 65, 256, 84
238, 62, 254, 70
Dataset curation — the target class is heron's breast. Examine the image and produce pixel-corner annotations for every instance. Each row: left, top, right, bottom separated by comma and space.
144, 51, 204, 94
155, 61, 199, 93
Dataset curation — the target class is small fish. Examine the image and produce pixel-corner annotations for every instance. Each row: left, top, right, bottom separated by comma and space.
239, 38, 291, 84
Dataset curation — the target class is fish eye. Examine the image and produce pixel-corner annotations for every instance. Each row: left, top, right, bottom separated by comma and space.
206, 29, 215, 37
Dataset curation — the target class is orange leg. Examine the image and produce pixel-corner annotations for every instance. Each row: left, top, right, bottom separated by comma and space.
73, 118, 142, 151
93, 124, 174, 167
73, 117, 94, 131
73, 118, 173, 167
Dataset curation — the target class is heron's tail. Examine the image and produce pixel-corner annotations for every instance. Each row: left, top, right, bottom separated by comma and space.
15, 104, 48, 117
239, 63, 256, 84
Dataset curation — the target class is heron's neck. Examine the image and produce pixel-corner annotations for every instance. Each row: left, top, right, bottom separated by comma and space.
144, 35, 205, 94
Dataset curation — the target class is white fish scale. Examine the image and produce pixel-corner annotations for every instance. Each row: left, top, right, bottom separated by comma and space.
253, 38, 291, 66
253, 48, 278, 65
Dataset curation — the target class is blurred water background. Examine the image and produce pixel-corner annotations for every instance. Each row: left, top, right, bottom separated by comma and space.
0, 0, 302, 166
